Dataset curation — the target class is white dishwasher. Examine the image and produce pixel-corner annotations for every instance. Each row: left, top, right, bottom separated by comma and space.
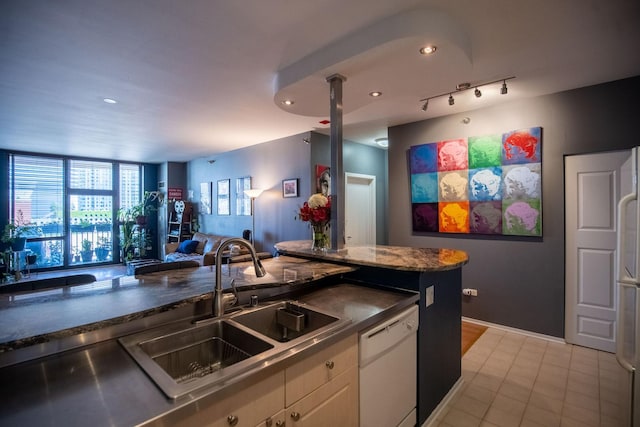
359, 304, 419, 427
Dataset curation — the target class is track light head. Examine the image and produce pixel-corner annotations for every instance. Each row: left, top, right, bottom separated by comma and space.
418, 76, 513, 109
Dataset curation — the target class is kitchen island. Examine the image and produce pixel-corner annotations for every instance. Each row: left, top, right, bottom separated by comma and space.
275, 241, 469, 425
0, 243, 468, 426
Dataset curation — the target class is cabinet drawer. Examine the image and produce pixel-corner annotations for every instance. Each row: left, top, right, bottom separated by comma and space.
285, 334, 357, 406
285, 366, 358, 427
169, 371, 284, 427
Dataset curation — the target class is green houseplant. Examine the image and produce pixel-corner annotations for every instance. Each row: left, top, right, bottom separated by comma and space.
95, 237, 110, 261
117, 193, 155, 263
80, 239, 93, 262
1, 210, 37, 252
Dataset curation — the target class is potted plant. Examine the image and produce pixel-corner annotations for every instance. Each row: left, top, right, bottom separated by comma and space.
0, 250, 11, 282
119, 192, 158, 226
95, 237, 110, 261
80, 239, 93, 262
2, 210, 38, 252
117, 192, 157, 263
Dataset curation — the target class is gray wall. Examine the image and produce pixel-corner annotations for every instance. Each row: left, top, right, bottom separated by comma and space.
187, 133, 312, 254
310, 132, 389, 244
388, 76, 640, 338
186, 131, 389, 252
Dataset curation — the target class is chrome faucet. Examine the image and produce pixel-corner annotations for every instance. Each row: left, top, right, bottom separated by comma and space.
213, 238, 267, 317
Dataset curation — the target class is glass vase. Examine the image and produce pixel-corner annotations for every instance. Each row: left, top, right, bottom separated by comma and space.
311, 223, 329, 252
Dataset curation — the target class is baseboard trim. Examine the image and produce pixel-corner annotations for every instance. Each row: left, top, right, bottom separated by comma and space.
421, 377, 464, 427
462, 316, 566, 345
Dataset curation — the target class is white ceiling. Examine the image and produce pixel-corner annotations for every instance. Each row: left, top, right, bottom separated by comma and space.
1, 0, 639, 163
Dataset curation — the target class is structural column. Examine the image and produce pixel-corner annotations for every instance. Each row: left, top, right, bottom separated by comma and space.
326, 73, 346, 251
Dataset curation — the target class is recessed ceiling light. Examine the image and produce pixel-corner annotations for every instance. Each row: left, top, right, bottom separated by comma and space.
103, 98, 117, 104
419, 45, 437, 55
282, 99, 295, 106
375, 137, 389, 148
369, 91, 382, 97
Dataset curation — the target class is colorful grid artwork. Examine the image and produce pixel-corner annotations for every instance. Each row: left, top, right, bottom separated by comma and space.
410, 127, 542, 236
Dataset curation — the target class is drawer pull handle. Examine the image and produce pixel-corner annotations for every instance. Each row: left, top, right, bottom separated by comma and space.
291, 411, 301, 421
275, 421, 285, 427
325, 360, 335, 369
227, 414, 238, 426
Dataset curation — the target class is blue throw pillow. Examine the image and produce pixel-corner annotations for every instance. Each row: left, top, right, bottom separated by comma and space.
176, 239, 198, 254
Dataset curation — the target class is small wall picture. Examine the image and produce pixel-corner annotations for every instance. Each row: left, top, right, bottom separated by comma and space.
282, 178, 299, 198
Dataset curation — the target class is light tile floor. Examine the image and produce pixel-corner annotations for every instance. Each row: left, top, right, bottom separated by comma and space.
434, 326, 627, 427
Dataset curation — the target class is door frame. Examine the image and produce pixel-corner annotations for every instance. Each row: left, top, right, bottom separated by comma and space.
345, 172, 376, 246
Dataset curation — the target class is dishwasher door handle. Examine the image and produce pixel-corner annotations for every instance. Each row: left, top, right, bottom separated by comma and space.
365, 319, 400, 339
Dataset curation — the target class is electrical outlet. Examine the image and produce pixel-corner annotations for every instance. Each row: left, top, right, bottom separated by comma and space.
425, 285, 435, 307
462, 288, 478, 297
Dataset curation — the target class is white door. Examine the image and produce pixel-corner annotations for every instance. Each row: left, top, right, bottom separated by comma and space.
345, 173, 376, 246
565, 150, 630, 352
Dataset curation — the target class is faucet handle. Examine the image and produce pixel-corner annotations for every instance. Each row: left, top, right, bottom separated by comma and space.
254, 258, 267, 277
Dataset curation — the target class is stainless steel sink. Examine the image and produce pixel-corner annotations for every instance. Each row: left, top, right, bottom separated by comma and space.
119, 319, 274, 398
119, 300, 350, 399
229, 301, 342, 343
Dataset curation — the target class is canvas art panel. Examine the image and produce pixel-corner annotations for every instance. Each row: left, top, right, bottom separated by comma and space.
409, 127, 542, 237
316, 165, 330, 196
236, 176, 251, 216
200, 182, 212, 215
217, 179, 230, 215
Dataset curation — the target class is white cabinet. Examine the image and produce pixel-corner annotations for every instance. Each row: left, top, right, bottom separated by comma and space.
285, 366, 358, 427
285, 335, 358, 426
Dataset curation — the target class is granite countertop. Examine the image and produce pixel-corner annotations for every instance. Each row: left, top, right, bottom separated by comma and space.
0, 256, 356, 354
274, 240, 469, 272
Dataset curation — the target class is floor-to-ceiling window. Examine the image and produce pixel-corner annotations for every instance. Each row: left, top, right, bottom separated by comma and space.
7, 153, 143, 271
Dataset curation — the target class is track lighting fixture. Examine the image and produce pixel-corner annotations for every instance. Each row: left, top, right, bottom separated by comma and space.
418, 76, 515, 112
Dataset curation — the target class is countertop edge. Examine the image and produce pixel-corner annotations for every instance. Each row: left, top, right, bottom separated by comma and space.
274, 241, 469, 272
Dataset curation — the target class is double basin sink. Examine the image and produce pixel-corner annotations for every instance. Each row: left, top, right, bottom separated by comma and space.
119, 300, 350, 398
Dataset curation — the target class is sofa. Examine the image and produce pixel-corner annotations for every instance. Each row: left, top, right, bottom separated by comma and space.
163, 232, 234, 266
163, 232, 271, 266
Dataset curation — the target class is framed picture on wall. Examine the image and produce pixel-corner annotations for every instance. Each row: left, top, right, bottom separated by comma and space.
217, 179, 230, 215
236, 176, 251, 215
282, 178, 299, 198
200, 182, 212, 215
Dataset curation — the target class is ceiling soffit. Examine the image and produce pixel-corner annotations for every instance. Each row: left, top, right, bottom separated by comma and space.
274, 8, 472, 118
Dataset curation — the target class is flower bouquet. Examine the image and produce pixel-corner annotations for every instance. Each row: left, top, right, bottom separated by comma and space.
297, 193, 331, 251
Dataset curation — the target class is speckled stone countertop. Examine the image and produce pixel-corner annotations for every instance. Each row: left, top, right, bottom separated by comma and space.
274, 240, 469, 272
0, 256, 355, 353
